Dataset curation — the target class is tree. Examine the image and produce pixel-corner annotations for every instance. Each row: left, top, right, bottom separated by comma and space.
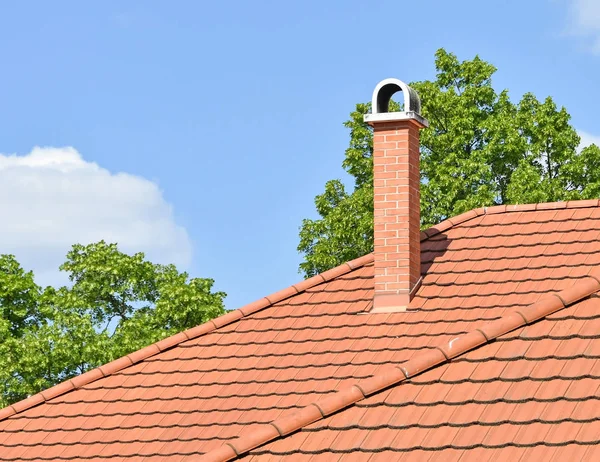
0, 242, 225, 407
298, 48, 600, 277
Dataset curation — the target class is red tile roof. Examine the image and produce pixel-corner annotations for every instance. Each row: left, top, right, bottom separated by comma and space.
1, 200, 600, 461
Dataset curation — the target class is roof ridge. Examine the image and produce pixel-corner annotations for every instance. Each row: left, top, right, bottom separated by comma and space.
199, 269, 600, 462
420, 199, 600, 241
0, 253, 375, 423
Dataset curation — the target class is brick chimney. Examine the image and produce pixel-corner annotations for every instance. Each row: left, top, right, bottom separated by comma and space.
364, 78, 428, 312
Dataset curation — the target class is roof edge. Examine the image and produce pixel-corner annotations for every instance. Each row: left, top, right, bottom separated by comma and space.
200, 268, 600, 462
0, 253, 375, 422
420, 199, 600, 241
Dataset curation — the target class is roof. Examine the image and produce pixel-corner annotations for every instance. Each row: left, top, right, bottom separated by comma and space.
1, 200, 600, 461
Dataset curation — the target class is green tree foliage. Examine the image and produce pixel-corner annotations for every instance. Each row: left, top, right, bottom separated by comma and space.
298, 48, 600, 277
0, 242, 225, 407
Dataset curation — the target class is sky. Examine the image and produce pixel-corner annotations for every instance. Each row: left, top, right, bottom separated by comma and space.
1, 0, 599, 309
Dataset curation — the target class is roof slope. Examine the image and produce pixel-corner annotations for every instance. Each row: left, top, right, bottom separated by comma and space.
231, 288, 600, 462
1, 201, 600, 461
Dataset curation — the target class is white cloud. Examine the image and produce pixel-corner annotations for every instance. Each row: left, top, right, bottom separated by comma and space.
0, 147, 192, 286
566, 0, 600, 53
578, 130, 600, 151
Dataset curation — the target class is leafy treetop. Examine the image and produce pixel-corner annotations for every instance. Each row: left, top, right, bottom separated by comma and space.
298, 48, 600, 277
0, 241, 225, 407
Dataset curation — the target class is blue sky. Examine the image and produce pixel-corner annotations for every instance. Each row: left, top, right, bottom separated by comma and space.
1, 0, 599, 309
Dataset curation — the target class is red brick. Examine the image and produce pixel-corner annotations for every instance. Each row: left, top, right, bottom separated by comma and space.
371, 119, 424, 307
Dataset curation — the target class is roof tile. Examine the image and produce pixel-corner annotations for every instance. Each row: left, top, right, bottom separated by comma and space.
3, 200, 600, 461
38, 378, 77, 402
229, 425, 280, 456
478, 312, 526, 340
212, 310, 244, 328
437, 330, 487, 359
354, 367, 406, 396
199, 444, 238, 462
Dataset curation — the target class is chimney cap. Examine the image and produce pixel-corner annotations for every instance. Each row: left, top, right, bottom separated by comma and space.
364, 78, 429, 127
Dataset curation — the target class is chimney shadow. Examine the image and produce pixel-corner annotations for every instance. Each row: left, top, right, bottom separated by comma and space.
420, 232, 452, 276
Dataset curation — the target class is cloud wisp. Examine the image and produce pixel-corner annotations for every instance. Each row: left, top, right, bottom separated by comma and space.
0, 146, 192, 286
565, 0, 600, 54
